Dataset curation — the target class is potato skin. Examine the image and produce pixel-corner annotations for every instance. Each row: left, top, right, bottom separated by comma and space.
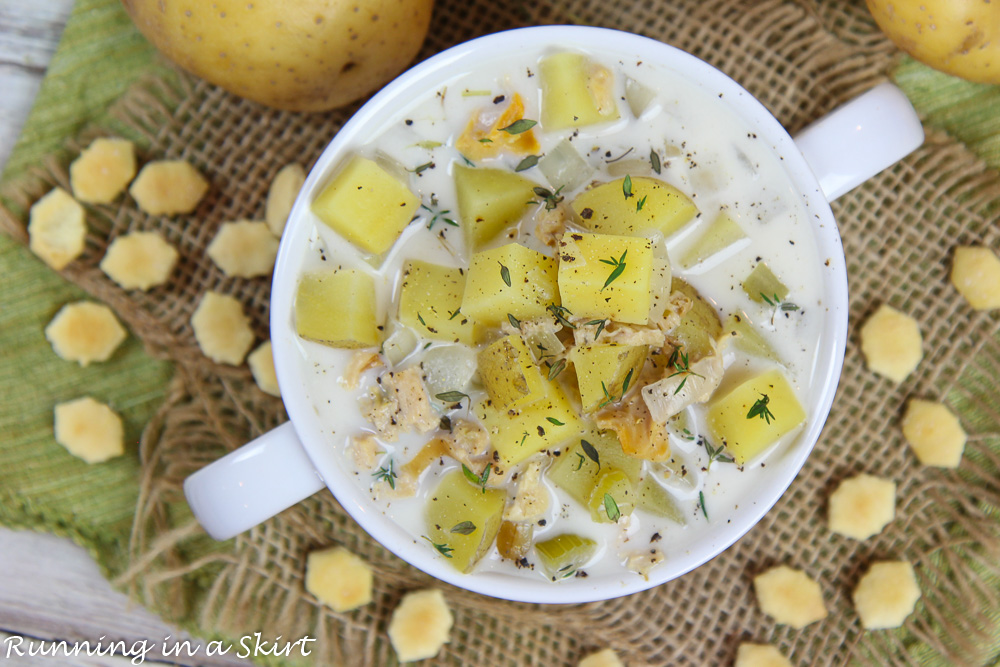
121, 0, 435, 111
866, 0, 1000, 84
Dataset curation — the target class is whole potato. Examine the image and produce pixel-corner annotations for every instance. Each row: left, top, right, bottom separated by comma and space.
121, 0, 435, 111
866, 0, 1000, 84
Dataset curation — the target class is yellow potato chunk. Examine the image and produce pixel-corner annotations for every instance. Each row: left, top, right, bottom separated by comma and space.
462, 243, 559, 327
859, 304, 923, 383
706, 369, 806, 465
476, 385, 584, 466
311, 155, 419, 255
570, 343, 647, 413
45, 301, 127, 367
578, 648, 625, 667
478, 335, 549, 410
191, 291, 255, 365
828, 473, 895, 540
950, 245, 1000, 310
571, 176, 698, 238
304, 546, 372, 612
425, 470, 505, 573
734, 643, 793, 667
388, 589, 453, 663
853, 561, 921, 629
901, 399, 967, 468
453, 164, 536, 250
129, 160, 209, 215
265, 163, 306, 237
69, 137, 136, 204
558, 232, 653, 325
54, 396, 124, 464
295, 270, 380, 348
247, 341, 280, 397
539, 52, 619, 130
100, 231, 179, 290
28, 187, 87, 270
398, 260, 476, 344
753, 565, 827, 629
206, 220, 279, 278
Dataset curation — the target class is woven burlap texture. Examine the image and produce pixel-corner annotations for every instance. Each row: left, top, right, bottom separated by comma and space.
2, 0, 1000, 664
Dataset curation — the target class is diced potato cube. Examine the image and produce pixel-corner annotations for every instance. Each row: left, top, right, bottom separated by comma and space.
706, 369, 806, 465
859, 304, 923, 383
477, 335, 548, 410
734, 643, 793, 667
571, 176, 698, 238
753, 565, 827, 629
462, 243, 559, 327
425, 470, 505, 573
534, 533, 596, 577
99, 231, 179, 290
455, 92, 541, 161
679, 212, 748, 268
671, 278, 724, 362
304, 546, 372, 612
453, 165, 536, 250
311, 155, 419, 255
388, 589, 453, 663
191, 291, 255, 365
398, 260, 476, 344
558, 232, 653, 325
950, 246, 1000, 310
28, 188, 87, 270
742, 262, 789, 304
45, 301, 127, 367
725, 313, 780, 362
548, 431, 640, 507
247, 341, 280, 397
295, 270, 380, 348
570, 343, 647, 413
207, 220, 279, 278
852, 561, 920, 629
129, 160, 209, 215
828, 473, 895, 540
586, 469, 635, 523
54, 396, 124, 464
579, 648, 624, 667
900, 399, 966, 468
265, 163, 305, 237
476, 385, 584, 466
70, 137, 136, 204
539, 52, 619, 130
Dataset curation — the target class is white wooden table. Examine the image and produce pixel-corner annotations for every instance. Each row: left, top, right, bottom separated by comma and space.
0, 5, 251, 664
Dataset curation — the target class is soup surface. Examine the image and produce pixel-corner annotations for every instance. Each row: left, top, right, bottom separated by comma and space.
290, 46, 827, 583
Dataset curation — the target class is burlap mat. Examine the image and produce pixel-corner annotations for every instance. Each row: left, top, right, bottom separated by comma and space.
2, 0, 1000, 664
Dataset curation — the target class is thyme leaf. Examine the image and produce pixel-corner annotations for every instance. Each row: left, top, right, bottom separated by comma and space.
515, 155, 541, 172
650, 149, 661, 174
604, 493, 622, 522
436, 390, 470, 406
547, 358, 567, 380
499, 261, 512, 287
451, 521, 477, 535
500, 118, 537, 134
547, 304, 576, 329
600, 250, 628, 291
372, 459, 397, 490
698, 491, 708, 520
747, 393, 775, 424
546, 417, 565, 426
580, 439, 601, 470
507, 313, 521, 329
622, 174, 634, 200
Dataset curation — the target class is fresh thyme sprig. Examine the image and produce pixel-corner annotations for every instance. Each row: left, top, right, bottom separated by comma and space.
422, 536, 454, 558
421, 203, 457, 231
546, 358, 566, 380
760, 292, 800, 324
372, 459, 397, 489
747, 393, 775, 424
667, 348, 704, 395
531, 185, 565, 211
636, 195, 648, 213
462, 463, 492, 493
703, 439, 734, 470
599, 250, 628, 291
585, 319, 607, 339
547, 304, 576, 329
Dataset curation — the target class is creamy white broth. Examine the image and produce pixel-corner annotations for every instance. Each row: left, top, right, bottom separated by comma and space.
291, 47, 824, 582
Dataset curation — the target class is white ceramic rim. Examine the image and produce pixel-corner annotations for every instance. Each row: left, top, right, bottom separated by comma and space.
270, 25, 849, 604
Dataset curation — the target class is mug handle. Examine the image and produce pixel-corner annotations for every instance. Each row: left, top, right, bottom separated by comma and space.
183, 422, 325, 540
794, 82, 924, 202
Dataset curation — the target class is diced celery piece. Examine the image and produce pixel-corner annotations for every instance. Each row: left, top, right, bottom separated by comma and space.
534, 533, 597, 577
724, 313, 780, 362
496, 520, 533, 561
558, 232, 653, 325
381, 325, 417, 366
398, 260, 478, 344
571, 176, 698, 238
454, 165, 536, 250
742, 262, 789, 304
679, 212, 749, 268
636, 476, 685, 525
586, 469, 635, 523
425, 470, 505, 573
570, 343, 647, 413
419, 345, 478, 398
462, 243, 560, 327
538, 140, 593, 193
706, 368, 806, 465
671, 278, 723, 361
295, 270, 380, 348
539, 52, 619, 130
625, 76, 657, 117
547, 431, 640, 507
311, 155, 419, 255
